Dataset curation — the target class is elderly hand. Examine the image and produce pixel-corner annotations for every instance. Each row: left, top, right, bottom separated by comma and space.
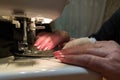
54, 41, 120, 80
34, 30, 70, 51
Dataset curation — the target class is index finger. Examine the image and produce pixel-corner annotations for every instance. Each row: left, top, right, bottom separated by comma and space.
54, 43, 107, 57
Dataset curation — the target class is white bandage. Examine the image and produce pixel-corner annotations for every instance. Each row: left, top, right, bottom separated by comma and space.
89, 37, 96, 43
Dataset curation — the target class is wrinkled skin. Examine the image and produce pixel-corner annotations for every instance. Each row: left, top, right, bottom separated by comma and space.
54, 41, 120, 80
34, 30, 70, 51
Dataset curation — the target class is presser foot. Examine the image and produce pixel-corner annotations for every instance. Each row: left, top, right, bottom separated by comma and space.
13, 50, 54, 58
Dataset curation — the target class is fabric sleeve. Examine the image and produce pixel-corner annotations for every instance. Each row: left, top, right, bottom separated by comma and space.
89, 8, 120, 42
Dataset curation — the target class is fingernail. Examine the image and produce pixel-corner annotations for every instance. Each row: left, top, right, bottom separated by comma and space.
34, 44, 37, 46
43, 47, 49, 51
46, 45, 52, 50
54, 51, 65, 58
37, 46, 41, 49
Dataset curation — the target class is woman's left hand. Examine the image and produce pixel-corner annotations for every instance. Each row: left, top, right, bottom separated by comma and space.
34, 30, 70, 51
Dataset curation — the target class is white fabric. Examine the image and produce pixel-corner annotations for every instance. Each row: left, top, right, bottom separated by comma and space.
63, 37, 96, 49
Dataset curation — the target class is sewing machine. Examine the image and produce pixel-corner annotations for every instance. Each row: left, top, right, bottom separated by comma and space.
0, 0, 68, 58
0, 0, 101, 80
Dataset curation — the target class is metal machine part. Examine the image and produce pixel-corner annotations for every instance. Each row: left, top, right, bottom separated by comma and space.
13, 17, 55, 58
